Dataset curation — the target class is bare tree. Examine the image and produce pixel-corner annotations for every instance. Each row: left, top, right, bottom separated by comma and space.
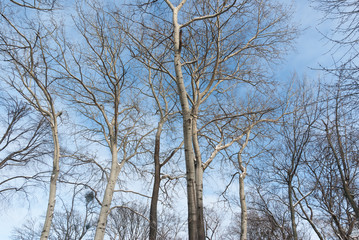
306, 81, 359, 239
314, 0, 359, 104
268, 80, 321, 240
106, 202, 149, 240
314, 0, 359, 62
49, 2, 151, 239
246, 170, 302, 240
50, 189, 97, 240
143, 66, 183, 240
322, 88, 359, 219
206, 87, 286, 240
124, 0, 296, 238
283, 78, 359, 239
12, 187, 97, 240
11, 218, 41, 240
0, 4, 63, 239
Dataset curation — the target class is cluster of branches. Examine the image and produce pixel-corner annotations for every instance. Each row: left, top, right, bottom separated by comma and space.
1, 0, 359, 240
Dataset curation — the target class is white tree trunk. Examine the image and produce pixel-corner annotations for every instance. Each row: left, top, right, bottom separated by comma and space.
192, 109, 205, 240
195, 165, 205, 239
94, 144, 120, 240
172, 8, 198, 240
239, 174, 247, 240
40, 120, 60, 240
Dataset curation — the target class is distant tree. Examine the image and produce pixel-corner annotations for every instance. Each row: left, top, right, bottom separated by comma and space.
269, 80, 321, 240
304, 80, 359, 239
50, 189, 97, 240
244, 173, 310, 240
314, 0, 359, 102
12, 188, 97, 240
11, 218, 40, 240
106, 202, 149, 240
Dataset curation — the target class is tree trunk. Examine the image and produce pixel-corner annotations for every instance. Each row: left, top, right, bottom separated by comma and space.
40, 120, 60, 240
196, 165, 205, 240
94, 144, 120, 240
239, 174, 247, 240
288, 182, 298, 240
192, 109, 205, 240
149, 123, 163, 240
172, 8, 198, 240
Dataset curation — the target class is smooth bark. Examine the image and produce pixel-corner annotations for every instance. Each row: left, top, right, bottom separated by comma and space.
40, 120, 60, 240
237, 131, 251, 240
195, 165, 205, 240
94, 144, 121, 240
192, 106, 205, 239
170, 5, 199, 239
239, 175, 247, 240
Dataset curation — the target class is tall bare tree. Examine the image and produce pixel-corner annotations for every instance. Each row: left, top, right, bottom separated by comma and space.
267, 80, 321, 240
214, 87, 289, 239
143, 67, 183, 240
125, 0, 296, 238
49, 2, 150, 239
0, 4, 63, 239
307, 81, 359, 239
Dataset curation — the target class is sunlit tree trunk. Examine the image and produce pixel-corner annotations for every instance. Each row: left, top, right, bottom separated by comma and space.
192, 107, 205, 239
239, 174, 247, 240
170, 5, 198, 239
94, 143, 121, 240
40, 118, 60, 240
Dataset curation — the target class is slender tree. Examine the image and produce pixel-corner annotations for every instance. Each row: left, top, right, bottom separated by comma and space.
0, 5, 63, 239
50, 2, 150, 238
270, 80, 320, 240
144, 68, 183, 240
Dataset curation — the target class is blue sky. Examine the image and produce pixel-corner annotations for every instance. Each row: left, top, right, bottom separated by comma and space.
276, 0, 334, 80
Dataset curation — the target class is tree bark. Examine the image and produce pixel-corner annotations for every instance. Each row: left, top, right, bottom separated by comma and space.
94, 144, 120, 240
172, 8, 198, 240
40, 119, 60, 240
195, 165, 205, 240
149, 122, 163, 240
288, 181, 298, 240
192, 109, 205, 240
239, 174, 247, 240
